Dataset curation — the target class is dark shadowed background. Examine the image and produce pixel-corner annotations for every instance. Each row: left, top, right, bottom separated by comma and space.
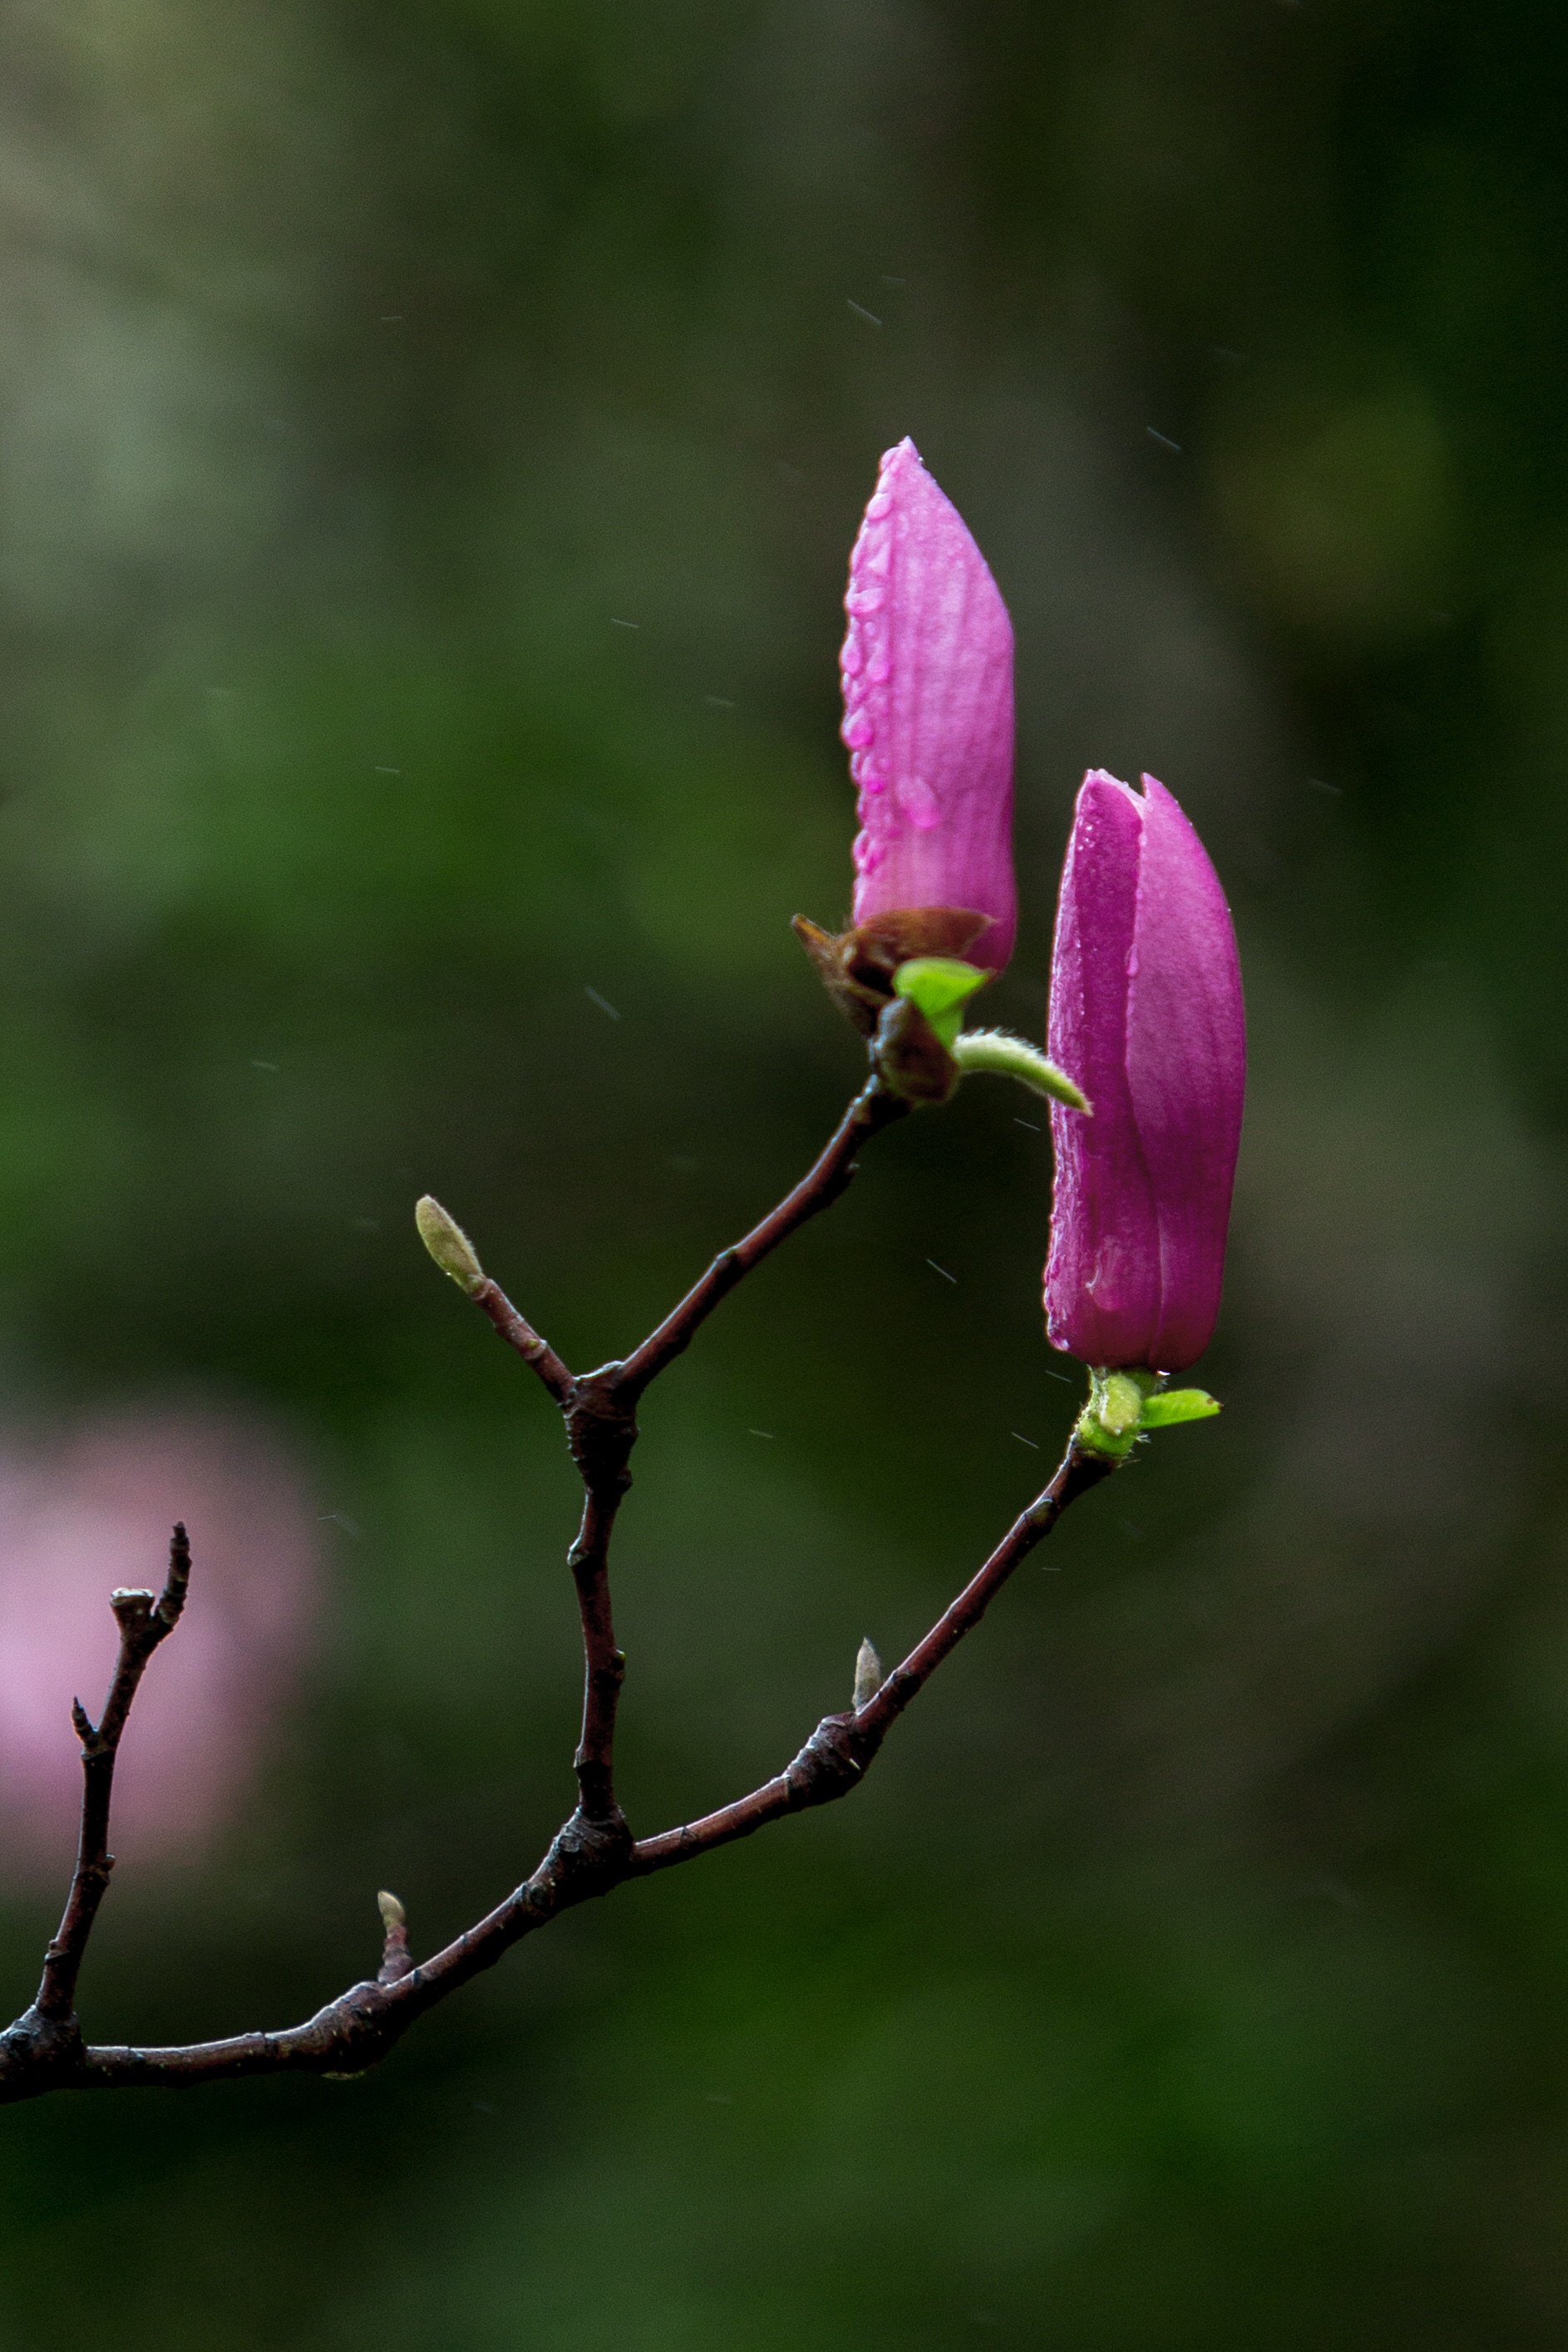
0, 1, 1565, 2344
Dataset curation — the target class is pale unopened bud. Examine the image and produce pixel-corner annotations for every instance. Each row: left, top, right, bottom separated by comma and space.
377, 1886, 413, 1985
415, 1196, 485, 1295
852, 1637, 884, 1711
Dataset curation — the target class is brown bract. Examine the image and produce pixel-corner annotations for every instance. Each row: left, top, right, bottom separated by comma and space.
868, 997, 959, 1104
791, 905, 991, 1034
792, 906, 996, 1105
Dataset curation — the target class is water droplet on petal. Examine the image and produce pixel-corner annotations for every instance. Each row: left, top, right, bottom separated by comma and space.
900, 775, 942, 830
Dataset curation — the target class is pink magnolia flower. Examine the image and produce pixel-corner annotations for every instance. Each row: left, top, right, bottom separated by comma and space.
1044, 771, 1245, 1372
0, 1407, 320, 1879
841, 438, 1017, 971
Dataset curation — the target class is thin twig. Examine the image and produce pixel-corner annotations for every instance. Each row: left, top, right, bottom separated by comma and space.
484, 1064, 908, 1833
629, 1439, 1112, 1872
472, 1278, 575, 1404
0, 1437, 1107, 2100
466, 1266, 623, 1823
560, 1373, 637, 1832
853, 1444, 1112, 1738
32, 1526, 191, 2031
620, 1072, 909, 1398
0, 1077, 1112, 2105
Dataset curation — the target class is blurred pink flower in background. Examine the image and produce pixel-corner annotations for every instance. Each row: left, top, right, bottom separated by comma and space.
0, 1406, 321, 1881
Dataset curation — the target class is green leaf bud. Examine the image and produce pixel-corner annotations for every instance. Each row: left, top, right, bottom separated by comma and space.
416, 1196, 486, 1295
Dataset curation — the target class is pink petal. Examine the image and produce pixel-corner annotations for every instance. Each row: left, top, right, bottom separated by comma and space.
840, 439, 1017, 969
1044, 772, 1245, 1372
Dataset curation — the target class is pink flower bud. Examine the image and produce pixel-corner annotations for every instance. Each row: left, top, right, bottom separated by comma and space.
841, 439, 1017, 971
1043, 771, 1245, 1372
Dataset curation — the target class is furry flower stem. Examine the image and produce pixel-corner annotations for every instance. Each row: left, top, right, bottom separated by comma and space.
950, 1029, 1089, 1111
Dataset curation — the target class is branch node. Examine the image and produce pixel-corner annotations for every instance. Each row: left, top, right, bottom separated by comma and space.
565, 1371, 639, 1494
785, 1713, 870, 1808
541, 1806, 634, 1897
0, 2005, 84, 2093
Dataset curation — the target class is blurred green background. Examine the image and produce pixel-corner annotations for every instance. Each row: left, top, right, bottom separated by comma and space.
1, 0, 1566, 2342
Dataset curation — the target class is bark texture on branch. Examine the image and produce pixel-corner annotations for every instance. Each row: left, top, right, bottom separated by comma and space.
0, 1066, 1112, 2105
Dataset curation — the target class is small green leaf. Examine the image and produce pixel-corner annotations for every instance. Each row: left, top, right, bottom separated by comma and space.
1138, 1388, 1221, 1427
1073, 1368, 1220, 1460
891, 957, 989, 1051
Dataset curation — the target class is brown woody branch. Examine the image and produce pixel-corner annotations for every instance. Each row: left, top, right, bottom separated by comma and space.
0, 1070, 1110, 2104
1, 1527, 190, 2089
628, 1439, 1112, 1872
619, 1073, 910, 1395
472, 1068, 912, 1841
471, 1281, 574, 1405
